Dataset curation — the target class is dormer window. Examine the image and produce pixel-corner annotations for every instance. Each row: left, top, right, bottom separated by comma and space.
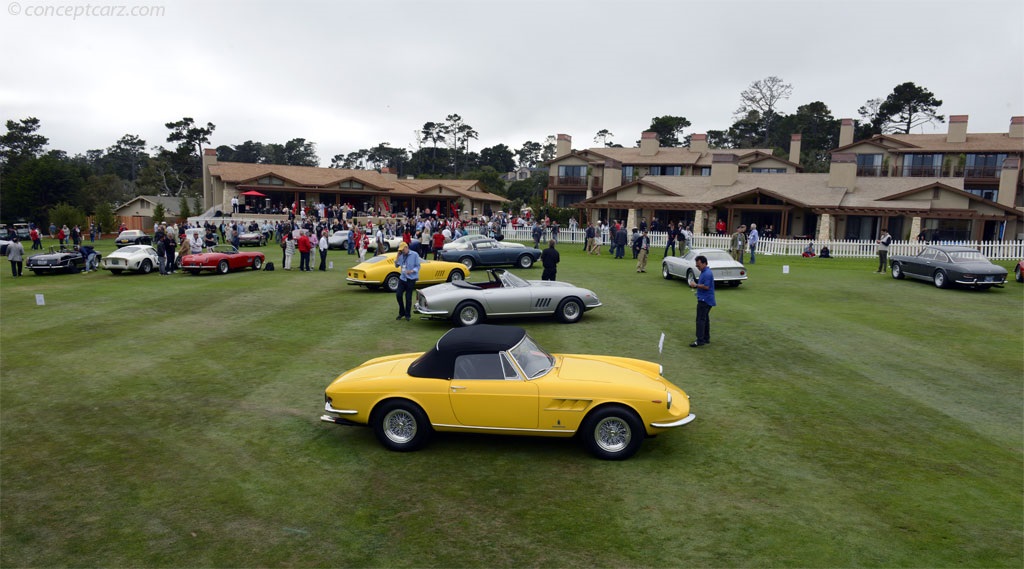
339, 180, 364, 189
257, 176, 285, 186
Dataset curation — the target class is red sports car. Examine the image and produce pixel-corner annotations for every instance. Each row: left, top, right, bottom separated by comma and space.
180, 244, 265, 275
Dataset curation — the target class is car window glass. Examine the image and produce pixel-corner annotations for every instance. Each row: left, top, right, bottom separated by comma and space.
500, 353, 522, 380
919, 249, 937, 261
501, 272, 528, 287
949, 251, 984, 263
508, 335, 555, 379
453, 354, 505, 380
477, 242, 494, 250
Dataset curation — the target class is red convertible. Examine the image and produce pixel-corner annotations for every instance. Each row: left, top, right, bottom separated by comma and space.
180, 245, 265, 275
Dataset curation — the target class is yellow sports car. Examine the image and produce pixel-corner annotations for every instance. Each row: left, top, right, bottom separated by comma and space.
345, 252, 468, 292
320, 325, 695, 460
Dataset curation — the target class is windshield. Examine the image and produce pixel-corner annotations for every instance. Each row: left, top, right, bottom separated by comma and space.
948, 250, 987, 263
120, 246, 145, 253
500, 271, 528, 288
508, 334, 555, 379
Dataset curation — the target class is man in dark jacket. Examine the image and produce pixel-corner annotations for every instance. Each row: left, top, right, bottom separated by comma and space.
614, 226, 628, 259
540, 240, 559, 281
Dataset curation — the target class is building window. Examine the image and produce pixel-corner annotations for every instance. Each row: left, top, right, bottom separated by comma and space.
557, 193, 584, 207
750, 168, 786, 174
257, 176, 285, 185
649, 166, 682, 176
622, 165, 635, 183
698, 167, 711, 176
340, 180, 364, 189
964, 186, 998, 201
856, 154, 883, 176
920, 218, 971, 241
902, 153, 942, 177
556, 165, 586, 186
965, 153, 1006, 178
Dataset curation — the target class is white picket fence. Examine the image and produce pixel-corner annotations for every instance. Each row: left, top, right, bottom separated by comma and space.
476, 226, 1024, 260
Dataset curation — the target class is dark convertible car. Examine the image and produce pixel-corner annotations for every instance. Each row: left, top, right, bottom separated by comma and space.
27, 246, 100, 274
439, 238, 541, 270
890, 245, 1007, 289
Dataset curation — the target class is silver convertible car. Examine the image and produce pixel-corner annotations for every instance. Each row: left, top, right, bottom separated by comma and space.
662, 248, 747, 287
414, 268, 602, 326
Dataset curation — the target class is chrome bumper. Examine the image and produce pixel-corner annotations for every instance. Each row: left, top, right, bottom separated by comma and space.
651, 413, 696, 429
320, 402, 361, 425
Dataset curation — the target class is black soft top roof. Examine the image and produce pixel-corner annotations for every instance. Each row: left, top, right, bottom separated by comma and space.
407, 325, 526, 378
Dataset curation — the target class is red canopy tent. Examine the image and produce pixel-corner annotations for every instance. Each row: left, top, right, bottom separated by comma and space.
240, 190, 268, 197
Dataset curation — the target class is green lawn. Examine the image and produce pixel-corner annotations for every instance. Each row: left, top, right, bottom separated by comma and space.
2, 238, 1022, 568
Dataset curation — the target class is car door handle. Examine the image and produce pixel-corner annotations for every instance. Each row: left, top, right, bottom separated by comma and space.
450, 385, 466, 390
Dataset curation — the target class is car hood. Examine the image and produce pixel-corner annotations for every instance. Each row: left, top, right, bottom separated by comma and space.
554, 355, 670, 390
523, 280, 574, 288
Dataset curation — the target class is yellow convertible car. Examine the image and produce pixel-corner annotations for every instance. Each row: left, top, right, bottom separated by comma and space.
345, 252, 468, 293
320, 325, 695, 460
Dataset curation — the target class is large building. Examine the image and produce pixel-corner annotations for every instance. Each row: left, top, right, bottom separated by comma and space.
548, 116, 1024, 241
201, 150, 507, 219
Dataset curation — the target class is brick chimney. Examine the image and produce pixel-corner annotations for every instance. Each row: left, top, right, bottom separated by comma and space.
838, 119, 854, 147
639, 131, 660, 156
1010, 116, 1024, 139
828, 152, 857, 189
946, 115, 968, 143
555, 134, 572, 157
997, 157, 1019, 208
690, 133, 708, 153
789, 134, 802, 166
711, 154, 738, 186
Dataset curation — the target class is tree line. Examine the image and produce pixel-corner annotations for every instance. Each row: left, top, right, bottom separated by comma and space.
0, 79, 943, 228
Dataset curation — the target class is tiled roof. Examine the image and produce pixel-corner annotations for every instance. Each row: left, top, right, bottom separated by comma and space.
873, 133, 1024, 153
115, 195, 183, 214
208, 162, 396, 189
581, 172, 990, 212
207, 161, 506, 202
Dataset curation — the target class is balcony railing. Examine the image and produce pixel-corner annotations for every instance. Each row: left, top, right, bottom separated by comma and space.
901, 166, 943, 177
856, 166, 887, 177
964, 166, 1001, 179
549, 176, 586, 187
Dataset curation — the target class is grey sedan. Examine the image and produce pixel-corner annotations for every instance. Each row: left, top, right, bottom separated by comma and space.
890, 245, 1007, 289
414, 268, 602, 326
439, 238, 541, 270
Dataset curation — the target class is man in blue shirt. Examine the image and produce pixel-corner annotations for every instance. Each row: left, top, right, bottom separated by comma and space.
394, 241, 421, 321
687, 255, 715, 347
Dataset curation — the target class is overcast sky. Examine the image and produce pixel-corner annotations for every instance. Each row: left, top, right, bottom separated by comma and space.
2, 0, 1022, 165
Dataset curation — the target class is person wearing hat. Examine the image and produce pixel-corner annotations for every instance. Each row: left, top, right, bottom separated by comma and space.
394, 241, 421, 321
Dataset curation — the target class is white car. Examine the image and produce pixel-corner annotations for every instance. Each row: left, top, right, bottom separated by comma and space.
100, 244, 160, 275
368, 235, 404, 253
442, 235, 525, 251
327, 230, 351, 249
662, 248, 747, 287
